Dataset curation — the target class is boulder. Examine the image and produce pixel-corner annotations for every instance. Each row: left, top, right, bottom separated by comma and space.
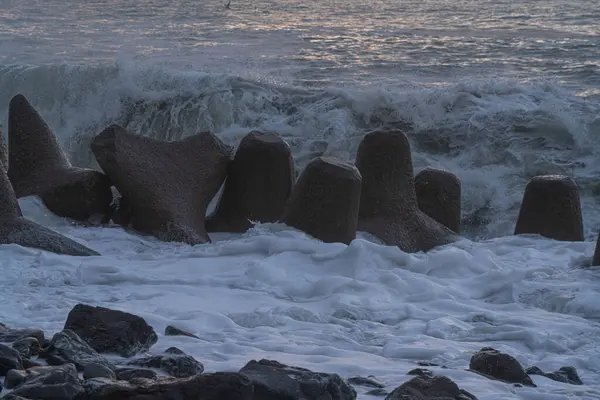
0, 326, 45, 343
0, 166, 99, 256
385, 375, 478, 400
84, 372, 253, 400
0, 343, 23, 375
356, 130, 457, 253
43, 329, 114, 372
415, 167, 461, 234
164, 325, 199, 339
91, 125, 232, 244
127, 347, 204, 378
7, 94, 113, 221
239, 359, 356, 400
206, 131, 294, 233
526, 365, 583, 385
469, 347, 535, 387
64, 303, 157, 357
12, 337, 42, 358
282, 156, 361, 244
514, 175, 583, 241
9, 363, 85, 400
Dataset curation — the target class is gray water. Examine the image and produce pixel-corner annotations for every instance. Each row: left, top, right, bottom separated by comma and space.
1, 0, 599, 239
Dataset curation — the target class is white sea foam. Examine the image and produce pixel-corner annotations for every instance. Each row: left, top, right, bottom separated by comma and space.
1, 197, 599, 399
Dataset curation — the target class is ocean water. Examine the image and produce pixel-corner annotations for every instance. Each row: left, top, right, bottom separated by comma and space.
1, 0, 600, 398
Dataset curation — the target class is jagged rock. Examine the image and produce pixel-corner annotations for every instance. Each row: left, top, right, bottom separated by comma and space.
116, 367, 158, 381
239, 359, 356, 400
7, 94, 113, 221
84, 362, 117, 380
64, 303, 157, 357
12, 337, 42, 358
127, 347, 203, 378
469, 347, 535, 387
9, 363, 85, 400
415, 167, 461, 234
207, 131, 295, 233
348, 376, 385, 388
43, 329, 114, 372
0, 166, 99, 256
91, 124, 233, 244
0, 343, 23, 375
283, 156, 362, 244
164, 325, 199, 339
84, 372, 253, 400
385, 375, 478, 400
526, 366, 583, 385
356, 130, 457, 253
0, 326, 45, 343
514, 175, 583, 241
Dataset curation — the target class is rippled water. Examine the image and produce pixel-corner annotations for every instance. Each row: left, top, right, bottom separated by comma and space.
2, 0, 599, 91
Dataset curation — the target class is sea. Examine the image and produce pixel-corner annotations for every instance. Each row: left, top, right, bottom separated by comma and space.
1, 0, 600, 398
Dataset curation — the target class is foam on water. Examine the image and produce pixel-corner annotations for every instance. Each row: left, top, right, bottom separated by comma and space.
2, 197, 600, 399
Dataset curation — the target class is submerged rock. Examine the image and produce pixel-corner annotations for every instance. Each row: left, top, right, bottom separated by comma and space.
64, 303, 158, 357
127, 347, 204, 378
469, 347, 535, 387
385, 375, 478, 400
164, 325, 199, 339
239, 358, 356, 400
526, 365, 583, 385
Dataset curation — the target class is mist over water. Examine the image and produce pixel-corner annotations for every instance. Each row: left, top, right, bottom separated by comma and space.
1, 1, 600, 399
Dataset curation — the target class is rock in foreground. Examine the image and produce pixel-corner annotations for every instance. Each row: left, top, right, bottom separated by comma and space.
64, 303, 157, 357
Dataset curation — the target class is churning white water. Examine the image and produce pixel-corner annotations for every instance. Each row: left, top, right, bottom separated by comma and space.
1, 0, 600, 398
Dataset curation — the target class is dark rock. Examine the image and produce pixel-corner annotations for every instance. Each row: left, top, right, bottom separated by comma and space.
43, 329, 114, 372
4, 396, 31, 400
283, 156, 362, 244
116, 367, 158, 381
407, 368, 434, 377
385, 375, 478, 400
7, 94, 113, 221
415, 167, 461, 234
5, 368, 29, 389
592, 232, 600, 267
356, 130, 457, 253
348, 375, 385, 388
84, 372, 253, 400
207, 131, 295, 233
9, 363, 85, 400
127, 347, 203, 378
367, 388, 389, 396
0, 167, 100, 256
0, 343, 23, 375
526, 365, 583, 385
469, 347, 535, 387
91, 124, 233, 244
84, 362, 117, 380
164, 325, 199, 339
12, 337, 42, 358
64, 303, 158, 358
108, 195, 132, 226
417, 361, 441, 367
239, 358, 356, 400
514, 175, 583, 241
22, 356, 43, 369
0, 326, 45, 344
